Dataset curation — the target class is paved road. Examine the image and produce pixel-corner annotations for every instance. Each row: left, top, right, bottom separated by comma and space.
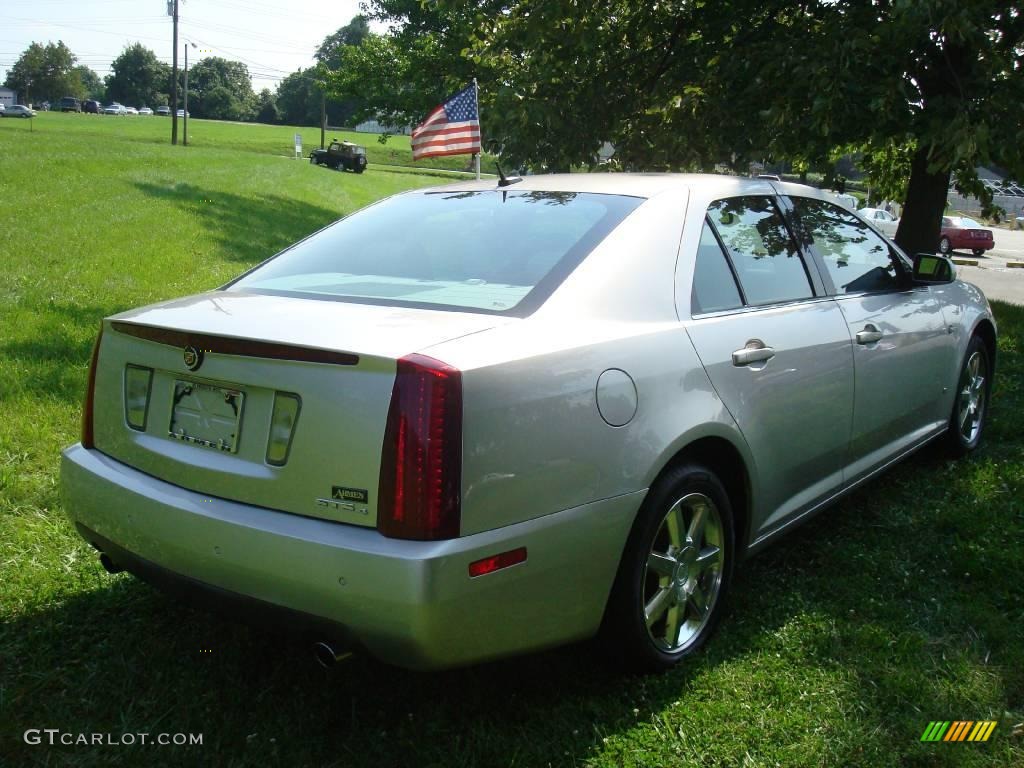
951, 226, 1024, 306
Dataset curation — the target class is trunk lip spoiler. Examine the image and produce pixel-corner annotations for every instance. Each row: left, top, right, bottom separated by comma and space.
110, 321, 360, 367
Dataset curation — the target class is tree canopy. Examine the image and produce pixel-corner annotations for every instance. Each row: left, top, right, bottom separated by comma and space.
106, 43, 171, 109
3, 41, 81, 104
349, 0, 1024, 252
187, 57, 255, 120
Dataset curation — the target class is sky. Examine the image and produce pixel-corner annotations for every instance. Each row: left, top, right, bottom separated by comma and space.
0, 0, 375, 94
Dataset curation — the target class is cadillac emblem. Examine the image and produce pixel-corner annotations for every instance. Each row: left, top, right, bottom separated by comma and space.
183, 345, 204, 371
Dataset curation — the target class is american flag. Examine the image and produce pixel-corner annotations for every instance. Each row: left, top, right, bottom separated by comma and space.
411, 84, 481, 161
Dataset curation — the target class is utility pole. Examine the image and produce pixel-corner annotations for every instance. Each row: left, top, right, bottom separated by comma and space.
320, 91, 326, 149
183, 41, 193, 146
170, 0, 179, 145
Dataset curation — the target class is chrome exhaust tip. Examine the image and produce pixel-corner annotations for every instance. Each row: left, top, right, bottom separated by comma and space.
312, 641, 353, 668
98, 552, 124, 575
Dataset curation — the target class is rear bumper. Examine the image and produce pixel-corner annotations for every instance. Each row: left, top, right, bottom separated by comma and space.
61, 444, 640, 669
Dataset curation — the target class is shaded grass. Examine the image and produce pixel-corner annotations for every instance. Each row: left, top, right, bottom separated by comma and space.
1, 116, 1022, 766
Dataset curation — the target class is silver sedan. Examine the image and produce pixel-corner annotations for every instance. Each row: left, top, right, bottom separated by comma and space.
61, 175, 996, 671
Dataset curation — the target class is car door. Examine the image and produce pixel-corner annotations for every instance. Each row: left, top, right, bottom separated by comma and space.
685, 196, 855, 537
789, 196, 957, 484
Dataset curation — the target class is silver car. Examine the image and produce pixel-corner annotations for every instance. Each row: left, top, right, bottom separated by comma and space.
61, 175, 996, 671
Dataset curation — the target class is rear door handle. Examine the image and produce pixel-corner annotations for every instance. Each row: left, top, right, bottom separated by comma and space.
732, 340, 776, 366
856, 324, 883, 345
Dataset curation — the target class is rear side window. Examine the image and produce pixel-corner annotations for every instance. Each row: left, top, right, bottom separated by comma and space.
691, 219, 743, 314
228, 190, 643, 316
707, 197, 813, 306
792, 198, 901, 294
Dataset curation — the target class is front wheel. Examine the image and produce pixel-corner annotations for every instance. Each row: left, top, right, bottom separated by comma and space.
945, 335, 991, 456
972, 249, 985, 257
602, 463, 734, 672
939, 236, 952, 254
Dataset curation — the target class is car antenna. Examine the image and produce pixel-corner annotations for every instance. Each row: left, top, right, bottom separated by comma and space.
494, 160, 522, 188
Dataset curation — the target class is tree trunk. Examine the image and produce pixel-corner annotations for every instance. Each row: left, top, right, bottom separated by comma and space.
894, 144, 950, 256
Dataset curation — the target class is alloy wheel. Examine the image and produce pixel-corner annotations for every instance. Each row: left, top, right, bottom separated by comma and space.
958, 350, 987, 444
643, 492, 724, 653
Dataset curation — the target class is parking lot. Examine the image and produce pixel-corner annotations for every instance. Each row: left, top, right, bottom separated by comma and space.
954, 226, 1024, 306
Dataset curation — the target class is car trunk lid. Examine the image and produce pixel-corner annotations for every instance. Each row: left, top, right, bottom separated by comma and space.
91, 291, 510, 528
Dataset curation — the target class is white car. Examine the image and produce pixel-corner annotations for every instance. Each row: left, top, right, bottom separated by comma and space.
859, 207, 899, 237
138, 107, 153, 116
62, 175, 996, 672
176, 109, 190, 118
2, 104, 36, 118
103, 103, 126, 115
124, 106, 139, 115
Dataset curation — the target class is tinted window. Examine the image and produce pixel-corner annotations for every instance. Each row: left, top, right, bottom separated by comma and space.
793, 198, 901, 294
230, 190, 643, 315
691, 219, 743, 314
708, 197, 812, 305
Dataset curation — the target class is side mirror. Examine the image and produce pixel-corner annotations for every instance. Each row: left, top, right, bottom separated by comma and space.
911, 253, 955, 285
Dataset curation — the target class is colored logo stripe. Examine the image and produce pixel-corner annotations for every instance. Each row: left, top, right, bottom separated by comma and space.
921, 721, 996, 742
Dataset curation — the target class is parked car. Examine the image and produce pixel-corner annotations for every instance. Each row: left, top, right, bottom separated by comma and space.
62, 175, 996, 672
0, 103, 5, 113
138, 107, 153, 116
124, 106, 138, 115
103, 103, 126, 115
830, 192, 859, 211
175, 109, 189, 118
2, 104, 36, 118
940, 216, 995, 257
156, 106, 170, 116
82, 99, 102, 114
858, 207, 900, 237
59, 96, 81, 112
309, 140, 368, 173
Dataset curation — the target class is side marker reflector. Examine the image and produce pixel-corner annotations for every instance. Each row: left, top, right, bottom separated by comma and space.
469, 547, 527, 578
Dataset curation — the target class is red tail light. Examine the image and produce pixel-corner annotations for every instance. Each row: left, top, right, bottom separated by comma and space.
378, 354, 462, 540
81, 325, 104, 448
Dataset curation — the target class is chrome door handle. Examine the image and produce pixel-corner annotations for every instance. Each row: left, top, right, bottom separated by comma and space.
732, 340, 776, 366
856, 325, 883, 345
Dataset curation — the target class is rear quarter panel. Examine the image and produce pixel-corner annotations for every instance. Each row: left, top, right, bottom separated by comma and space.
423, 188, 752, 537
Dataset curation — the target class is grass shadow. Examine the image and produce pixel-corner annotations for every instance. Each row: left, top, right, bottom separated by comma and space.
132, 181, 341, 264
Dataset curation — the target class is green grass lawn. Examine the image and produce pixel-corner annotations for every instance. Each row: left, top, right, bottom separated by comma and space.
0, 110, 498, 174
1, 115, 1022, 767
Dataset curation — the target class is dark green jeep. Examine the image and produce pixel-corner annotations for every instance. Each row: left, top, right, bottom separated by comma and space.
309, 140, 367, 173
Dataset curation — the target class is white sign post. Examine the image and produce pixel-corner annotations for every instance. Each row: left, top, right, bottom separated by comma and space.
294, 133, 302, 159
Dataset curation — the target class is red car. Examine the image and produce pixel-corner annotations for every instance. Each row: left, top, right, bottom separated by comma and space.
939, 216, 994, 257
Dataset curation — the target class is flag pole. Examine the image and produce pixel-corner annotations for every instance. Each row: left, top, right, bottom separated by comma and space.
473, 77, 481, 181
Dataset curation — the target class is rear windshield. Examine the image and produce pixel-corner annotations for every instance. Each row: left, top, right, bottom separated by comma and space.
227, 190, 644, 316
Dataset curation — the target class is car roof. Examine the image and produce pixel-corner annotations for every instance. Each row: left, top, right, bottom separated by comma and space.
417, 173, 837, 201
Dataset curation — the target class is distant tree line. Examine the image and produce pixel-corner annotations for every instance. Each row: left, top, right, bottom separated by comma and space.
2, 16, 370, 127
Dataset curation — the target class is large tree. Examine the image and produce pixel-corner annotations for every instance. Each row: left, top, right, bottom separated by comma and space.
361, 0, 1024, 252
3, 41, 79, 104
275, 69, 320, 126
72, 65, 104, 100
106, 43, 170, 108
187, 57, 255, 120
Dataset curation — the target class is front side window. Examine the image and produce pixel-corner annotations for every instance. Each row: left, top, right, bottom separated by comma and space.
707, 196, 813, 306
793, 198, 901, 294
229, 190, 643, 315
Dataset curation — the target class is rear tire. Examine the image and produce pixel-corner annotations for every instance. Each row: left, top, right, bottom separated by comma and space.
601, 463, 734, 672
972, 249, 985, 258
939, 236, 952, 254
945, 335, 991, 457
